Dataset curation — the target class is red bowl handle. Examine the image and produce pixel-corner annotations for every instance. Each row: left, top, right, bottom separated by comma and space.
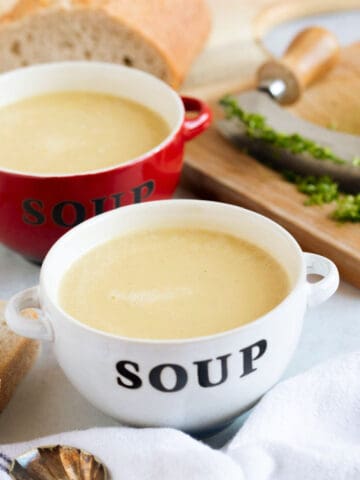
181, 96, 212, 142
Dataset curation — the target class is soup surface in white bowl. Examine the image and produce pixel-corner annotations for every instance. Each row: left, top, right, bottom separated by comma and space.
0, 91, 169, 174
59, 227, 290, 339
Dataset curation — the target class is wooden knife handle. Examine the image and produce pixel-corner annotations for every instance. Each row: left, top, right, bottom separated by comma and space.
257, 27, 340, 105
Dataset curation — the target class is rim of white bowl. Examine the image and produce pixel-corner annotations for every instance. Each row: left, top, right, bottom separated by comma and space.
40, 200, 306, 345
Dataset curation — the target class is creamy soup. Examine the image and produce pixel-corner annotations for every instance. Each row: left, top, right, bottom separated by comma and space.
59, 228, 290, 340
0, 91, 169, 174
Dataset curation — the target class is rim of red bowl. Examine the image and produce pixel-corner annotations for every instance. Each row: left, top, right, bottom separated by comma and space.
0, 61, 186, 179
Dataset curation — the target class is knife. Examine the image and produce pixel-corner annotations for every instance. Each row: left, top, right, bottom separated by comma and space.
217, 27, 360, 192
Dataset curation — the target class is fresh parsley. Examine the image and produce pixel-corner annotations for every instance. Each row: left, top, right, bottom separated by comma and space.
283, 172, 339, 205
333, 194, 360, 222
220, 96, 360, 223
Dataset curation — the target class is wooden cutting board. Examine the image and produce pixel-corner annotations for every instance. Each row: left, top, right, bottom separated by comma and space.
182, 0, 360, 288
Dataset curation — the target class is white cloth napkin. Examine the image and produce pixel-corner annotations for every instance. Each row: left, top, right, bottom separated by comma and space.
1, 352, 360, 480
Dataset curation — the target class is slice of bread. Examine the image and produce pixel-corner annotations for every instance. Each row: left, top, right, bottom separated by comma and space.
0, 0, 211, 88
0, 301, 39, 412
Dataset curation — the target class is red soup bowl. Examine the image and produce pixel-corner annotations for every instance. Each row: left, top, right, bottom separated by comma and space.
0, 62, 211, 262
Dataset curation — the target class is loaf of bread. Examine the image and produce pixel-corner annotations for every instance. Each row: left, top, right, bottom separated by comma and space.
0, 0, 211, 88
0, 301, 39, 412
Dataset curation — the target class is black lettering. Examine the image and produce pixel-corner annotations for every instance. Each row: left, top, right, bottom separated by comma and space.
132, 180, 155, 203
91, 197, 107, 215
22, 199, 45, 225
52, 201, 86, 227
149, 364, 187, 392
111, 193, 125, 208
194, 354, 231, 387
116, 361, 142, 389
240, 340, 267, 377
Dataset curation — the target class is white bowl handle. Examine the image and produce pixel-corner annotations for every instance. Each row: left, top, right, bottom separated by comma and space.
5, 286, 54, 341
304, 253, 339, 308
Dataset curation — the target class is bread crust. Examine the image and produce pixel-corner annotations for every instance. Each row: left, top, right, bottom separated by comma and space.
0, 0, 211, 87
0, 301, 39, 413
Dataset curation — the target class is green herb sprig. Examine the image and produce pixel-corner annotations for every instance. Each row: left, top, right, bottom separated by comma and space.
333, 194, 360, 222
283, 172, 339, 205
220, 96, 360, 222
285, 172, 360, 222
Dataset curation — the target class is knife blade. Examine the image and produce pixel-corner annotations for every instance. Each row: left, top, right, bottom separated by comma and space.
217, 27, 360, 192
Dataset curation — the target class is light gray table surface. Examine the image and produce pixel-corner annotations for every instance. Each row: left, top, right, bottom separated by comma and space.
0, 10, 359, 447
